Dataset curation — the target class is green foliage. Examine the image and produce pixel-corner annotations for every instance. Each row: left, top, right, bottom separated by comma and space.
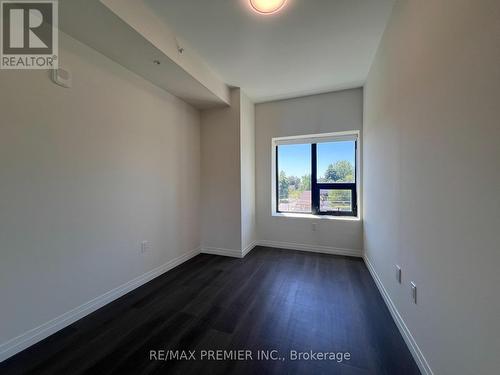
279, 161, 353, 205
326, 190, 351, 204
300, 174, 311, 191
279, 170, 289, 199
323, 161, 354, 182
279, 171, 311, 200
288, 176, 301, 191
288, 190, 301, 200
320, 189, 351, 211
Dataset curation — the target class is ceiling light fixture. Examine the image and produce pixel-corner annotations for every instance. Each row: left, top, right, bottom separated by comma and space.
249, 0, 287, 15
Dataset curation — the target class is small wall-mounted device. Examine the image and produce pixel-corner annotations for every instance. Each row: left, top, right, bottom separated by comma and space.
175, 37, 184, 54
141, 240, 151, 254
395, 265, 402, 283
410, 282, 417, 304
51, 68, 72, 88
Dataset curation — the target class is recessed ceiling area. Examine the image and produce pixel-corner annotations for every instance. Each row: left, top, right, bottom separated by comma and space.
145, 0, 395, 102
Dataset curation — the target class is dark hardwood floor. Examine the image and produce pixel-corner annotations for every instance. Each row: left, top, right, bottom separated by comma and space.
0, 246, 420, 375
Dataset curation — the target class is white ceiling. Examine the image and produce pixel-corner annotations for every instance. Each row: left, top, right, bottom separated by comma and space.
145, 0, 395, 103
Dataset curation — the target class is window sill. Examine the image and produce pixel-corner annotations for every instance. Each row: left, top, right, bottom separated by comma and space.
272, 212, 361, 221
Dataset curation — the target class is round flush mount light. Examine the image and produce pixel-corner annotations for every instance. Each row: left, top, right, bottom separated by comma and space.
249, 0, 287, 15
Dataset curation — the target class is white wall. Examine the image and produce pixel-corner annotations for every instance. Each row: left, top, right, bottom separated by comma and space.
240, 91, 257, 253
363, 1, 500, 374
0, 32, 201, 355
200, 89, 242, 253
200, 88, 256, 256
255, 89, 363, 254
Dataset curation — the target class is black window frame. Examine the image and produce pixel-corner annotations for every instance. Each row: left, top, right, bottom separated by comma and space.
276, 140, 358, 217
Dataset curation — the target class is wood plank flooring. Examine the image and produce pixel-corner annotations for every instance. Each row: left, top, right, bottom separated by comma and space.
0, 246, 420, 374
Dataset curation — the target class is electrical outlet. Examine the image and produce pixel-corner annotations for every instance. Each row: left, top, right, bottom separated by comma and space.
395, 265, 402, 283
141, 240, 151, 254
311, 222, 317, 232
410, 282, 417, 304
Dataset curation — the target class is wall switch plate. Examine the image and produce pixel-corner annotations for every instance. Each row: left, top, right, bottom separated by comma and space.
51, 68, 72, 88
395, 265, 402, 283
311, 222, 317, 231
141, 240, 151, 253
410, 282, 417, 304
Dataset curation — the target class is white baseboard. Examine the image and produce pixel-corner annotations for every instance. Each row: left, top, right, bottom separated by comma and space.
202, 240, 359, 259
201, 247, 243, 258
0, 247, 201, 363
200, 241, 256, 259
257, 240, 362, 258
242, 240, 258, 257
363, 255, 433, 375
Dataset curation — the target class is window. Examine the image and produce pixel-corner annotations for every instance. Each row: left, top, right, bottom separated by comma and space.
277, 144, 311, 213
274, 132, 359, 217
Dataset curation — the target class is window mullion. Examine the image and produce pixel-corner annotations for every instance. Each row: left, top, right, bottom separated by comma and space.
275, 145, 279, 213
311, 143, 319, 214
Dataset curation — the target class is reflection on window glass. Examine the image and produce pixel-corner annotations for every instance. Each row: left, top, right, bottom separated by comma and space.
320, 189, 352, 212
277, 144, 311, 213
317, 141, 355, 183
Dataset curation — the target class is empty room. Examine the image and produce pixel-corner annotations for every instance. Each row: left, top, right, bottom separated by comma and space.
0, 0, 499, 374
